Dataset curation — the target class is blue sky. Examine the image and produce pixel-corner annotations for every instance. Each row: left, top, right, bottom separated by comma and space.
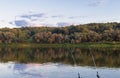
0, 0, 120, 27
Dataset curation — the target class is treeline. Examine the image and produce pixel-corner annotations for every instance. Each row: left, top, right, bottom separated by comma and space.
0, 22, 120, 43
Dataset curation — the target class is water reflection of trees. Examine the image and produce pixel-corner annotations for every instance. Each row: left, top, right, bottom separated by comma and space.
0, 47, 119, 67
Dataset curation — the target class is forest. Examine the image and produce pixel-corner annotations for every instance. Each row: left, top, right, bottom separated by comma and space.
0, 22, 120, 44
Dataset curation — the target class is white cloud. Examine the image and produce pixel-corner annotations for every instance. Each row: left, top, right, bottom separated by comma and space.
88, 0, 108, 7
57, 22, 73, 27
20, 13, 46, 19
14, 20, 30, 27
10, 12, 83, 27
7, 11, 99, 27
0, 21, 17, 28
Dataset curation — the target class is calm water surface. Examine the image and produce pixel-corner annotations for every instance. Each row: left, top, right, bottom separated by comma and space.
0, 47, 119, 78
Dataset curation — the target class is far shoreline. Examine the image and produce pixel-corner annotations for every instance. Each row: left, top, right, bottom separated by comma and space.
0, 42, 120, 48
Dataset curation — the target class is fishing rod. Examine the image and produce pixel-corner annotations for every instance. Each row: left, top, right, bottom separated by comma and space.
69, 48, 82, 78
89, 48, 100, 78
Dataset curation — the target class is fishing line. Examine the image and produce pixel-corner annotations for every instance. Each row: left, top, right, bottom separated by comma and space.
89, 48, 100, 78
69, 48, 82, 78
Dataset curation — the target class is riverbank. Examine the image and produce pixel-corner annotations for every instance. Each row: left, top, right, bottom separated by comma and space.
0, 42, 120, 48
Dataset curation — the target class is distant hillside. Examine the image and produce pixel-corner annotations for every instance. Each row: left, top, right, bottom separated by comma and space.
0, 22, 120, 43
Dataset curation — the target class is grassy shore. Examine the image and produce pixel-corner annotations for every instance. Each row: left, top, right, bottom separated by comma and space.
0, 42, 120, 48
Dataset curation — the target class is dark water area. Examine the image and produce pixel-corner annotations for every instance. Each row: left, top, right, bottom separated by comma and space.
0, 47, 120, 78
